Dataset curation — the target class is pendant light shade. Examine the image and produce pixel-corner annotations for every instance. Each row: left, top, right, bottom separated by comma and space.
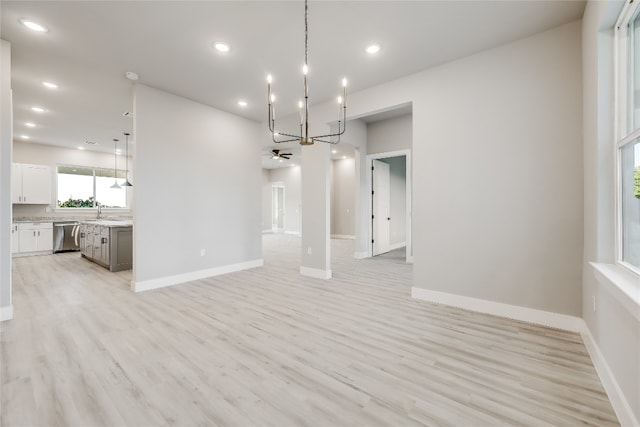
121, 132, 133, 187
110, 138, 121, 189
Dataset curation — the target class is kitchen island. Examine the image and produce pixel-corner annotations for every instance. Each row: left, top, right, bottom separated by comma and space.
79, 220, 133, 272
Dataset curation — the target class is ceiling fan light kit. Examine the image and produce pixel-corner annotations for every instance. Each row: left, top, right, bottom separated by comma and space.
266, 0, 347, 146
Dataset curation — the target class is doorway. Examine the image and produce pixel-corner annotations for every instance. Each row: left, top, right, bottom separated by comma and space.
271, 184, 285, 232
367, 150, 412, 262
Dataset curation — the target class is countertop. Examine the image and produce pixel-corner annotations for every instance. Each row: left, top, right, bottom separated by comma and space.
13, 216, 132, 224
80, 219, 133, 227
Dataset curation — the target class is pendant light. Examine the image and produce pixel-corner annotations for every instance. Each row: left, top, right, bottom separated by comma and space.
121, 132, 133, 187
110, 138, 121, 189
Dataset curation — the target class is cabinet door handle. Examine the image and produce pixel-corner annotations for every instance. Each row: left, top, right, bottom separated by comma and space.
38, 231, 40, 236
80, 233, 85, 238
101, 237, 108, 244
33, 231, 36, 236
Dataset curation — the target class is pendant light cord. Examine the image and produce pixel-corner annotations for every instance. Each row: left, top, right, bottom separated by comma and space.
304, 0, 308, 66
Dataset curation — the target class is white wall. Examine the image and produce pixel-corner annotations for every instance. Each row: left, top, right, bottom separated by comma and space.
331, 158, 356, 237
379, 156, 406, 246
133, 84, 262, 287
367, 114, 412, 155
285, 21, 583, 316
261, 169, 271, 231
268, 166, 302, 235
12, 141, 132, 219
1, 39, 13, 321
582, 1, 640, 425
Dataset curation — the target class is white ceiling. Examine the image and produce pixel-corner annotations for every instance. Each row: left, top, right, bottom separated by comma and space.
2, 0, 585, 161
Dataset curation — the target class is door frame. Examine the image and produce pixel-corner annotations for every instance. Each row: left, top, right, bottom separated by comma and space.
365, 149, 412, 263
271, 182, 285, 232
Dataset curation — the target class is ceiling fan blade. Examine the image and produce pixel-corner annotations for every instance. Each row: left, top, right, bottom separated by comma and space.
282, 153, 292, 156
281, 155, 290, 159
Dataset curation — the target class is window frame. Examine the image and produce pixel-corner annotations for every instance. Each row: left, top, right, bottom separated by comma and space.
55, 163, 131, 211
615, 1, 640, 276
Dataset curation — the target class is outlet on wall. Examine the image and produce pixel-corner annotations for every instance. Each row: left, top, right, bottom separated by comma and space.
200, 248, 206, 257
307, 247, 312, 255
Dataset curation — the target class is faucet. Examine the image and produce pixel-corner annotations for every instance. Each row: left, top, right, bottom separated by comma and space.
97, 203, 102, 219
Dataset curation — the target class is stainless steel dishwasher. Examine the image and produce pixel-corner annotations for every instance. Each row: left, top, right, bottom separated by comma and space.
53, 221, 81, 253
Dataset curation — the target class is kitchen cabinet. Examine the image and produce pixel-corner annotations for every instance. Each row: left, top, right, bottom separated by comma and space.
79, 223, 94, 258
12, 163, 52, 204
15, 222, 53, 254
11, 224, 19, 254
80, 221, 132, 272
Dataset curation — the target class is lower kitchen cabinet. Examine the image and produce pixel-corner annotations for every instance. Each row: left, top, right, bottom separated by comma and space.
14, 222, 53, 255
11, 224, 19, 254
80, 221, 132, 272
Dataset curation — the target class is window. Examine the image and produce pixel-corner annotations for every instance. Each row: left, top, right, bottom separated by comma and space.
57, 165, 128, 209
616, 3, 640, 272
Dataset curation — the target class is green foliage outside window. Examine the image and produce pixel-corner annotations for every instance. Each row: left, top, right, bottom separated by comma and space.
635, 166, 640, 199
58, 197, 96, 208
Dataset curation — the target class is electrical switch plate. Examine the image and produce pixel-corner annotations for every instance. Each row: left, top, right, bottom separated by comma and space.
307, 247, 312, 255
200, 248, 206, 257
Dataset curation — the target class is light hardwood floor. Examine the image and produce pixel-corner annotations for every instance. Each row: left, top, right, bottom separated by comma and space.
2, 234, 619, 426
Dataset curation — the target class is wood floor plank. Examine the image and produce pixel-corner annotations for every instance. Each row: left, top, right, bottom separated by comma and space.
1, 234, 619, 426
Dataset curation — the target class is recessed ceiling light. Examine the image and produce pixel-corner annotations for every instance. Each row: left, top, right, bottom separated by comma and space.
84, 140, 97, 145
19, 19, 48, 33
31, 106, 45, 113
279, 159, 283, 163
77, 147, 85, 150
41, 81, 58, 89
125, 71, 139, 81
237, 100, 248, 107
213, 41, 231, 53
331, 150, 337, 154
342, 155, 347, 159
365, 43, 381, 54
115, 149, 122, 154
21, 135, 30, 140
25, 122, 36, 127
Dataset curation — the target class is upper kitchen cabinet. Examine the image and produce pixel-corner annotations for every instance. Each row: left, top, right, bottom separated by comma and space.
12, 163, 52, 204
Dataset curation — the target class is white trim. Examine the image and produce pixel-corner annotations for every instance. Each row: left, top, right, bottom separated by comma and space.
300, 266, 332, 280
581, 323, 639, 427
12, 251, 53, 258
284, 230, 301, 236
331, 234, 355, 240
262, 229, 273, 234
389, 241, 406, 251
591, 262, 640, 321
406, 255, 414, 264
411, 287, 583, 332
133, 259, 264, 292
0, 304, 13, 321
353, 251, 368, 259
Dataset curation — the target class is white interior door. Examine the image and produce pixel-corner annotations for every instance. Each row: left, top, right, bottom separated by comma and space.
372, 159, 391, 256
272, 185, 285, 231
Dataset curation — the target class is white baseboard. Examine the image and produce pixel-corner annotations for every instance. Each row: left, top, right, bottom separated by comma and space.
389, 241, 406, 251
580, 323, 639, 427
354, 251, 368, 260
285, 230, 301, 236
0, 304, 14, 321
331, 234, 355, 240
133, 259, 264, 292
300, 266, 332, 279
262, 229, 272, 234
12, 251, 52, 258
410, 287, 583, 332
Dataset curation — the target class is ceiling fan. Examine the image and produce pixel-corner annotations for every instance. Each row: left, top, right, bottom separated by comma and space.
269, 149, 292, 160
